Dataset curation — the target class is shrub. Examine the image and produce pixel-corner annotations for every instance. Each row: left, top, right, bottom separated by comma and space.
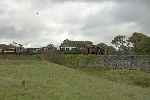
133, 77, 150, 88
40, 50, 65, 64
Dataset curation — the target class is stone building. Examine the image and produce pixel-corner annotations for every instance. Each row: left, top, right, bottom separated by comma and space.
0, 44, 16, 54
60, 39, 105, 55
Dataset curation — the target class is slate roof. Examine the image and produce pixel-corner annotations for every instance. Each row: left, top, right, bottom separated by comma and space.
60, 39, 93, 48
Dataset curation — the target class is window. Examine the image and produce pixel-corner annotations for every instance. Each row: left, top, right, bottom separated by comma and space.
66, 48, 70, 51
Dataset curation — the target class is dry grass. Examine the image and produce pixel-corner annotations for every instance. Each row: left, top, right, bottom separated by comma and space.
0, 55, 150, 100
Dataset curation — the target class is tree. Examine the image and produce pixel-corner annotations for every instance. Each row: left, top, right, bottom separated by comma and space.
134, 37, 150, 55
129, 32, 148, 53
46, 43, 55, 49
96, 43, 108, 55
97, 43, 116, 55
97, 43, 108, 48
112, 35, 126, 49
111, 35, 130, 54
107, 46, 116, 55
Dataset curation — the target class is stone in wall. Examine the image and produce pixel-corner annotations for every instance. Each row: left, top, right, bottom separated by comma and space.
79, 55, 150, 71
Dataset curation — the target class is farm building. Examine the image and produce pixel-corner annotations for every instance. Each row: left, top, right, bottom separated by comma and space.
0, 44, 16, 54
25, 48, 41, 54
60, 39, 115, 55
60, 39, 103, 54
60, 39, 91, 54
41, 44, 57, 53
0, 43, 24, 55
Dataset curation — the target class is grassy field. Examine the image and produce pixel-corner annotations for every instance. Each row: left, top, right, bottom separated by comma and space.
0, 55, 150, 100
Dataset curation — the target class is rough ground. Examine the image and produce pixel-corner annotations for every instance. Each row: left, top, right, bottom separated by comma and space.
0, 56, 150, 100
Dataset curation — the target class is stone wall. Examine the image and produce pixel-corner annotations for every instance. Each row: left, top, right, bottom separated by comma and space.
79, 55, 150, 71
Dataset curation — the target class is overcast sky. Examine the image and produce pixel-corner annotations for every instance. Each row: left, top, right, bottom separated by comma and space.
0, 0, 150, 47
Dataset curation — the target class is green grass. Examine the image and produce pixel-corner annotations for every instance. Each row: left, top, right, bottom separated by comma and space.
0, 56, 150, 100
77, 67, 150, 88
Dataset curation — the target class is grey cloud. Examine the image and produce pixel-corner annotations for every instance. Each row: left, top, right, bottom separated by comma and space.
0, 0, 150, 47
30, 0, 150, 5
80, 0, 150, 34
73, 0, 150, 44
112, 1, 150, 34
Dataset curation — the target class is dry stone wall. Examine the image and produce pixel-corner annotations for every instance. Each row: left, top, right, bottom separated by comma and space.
79, 55, 150, 71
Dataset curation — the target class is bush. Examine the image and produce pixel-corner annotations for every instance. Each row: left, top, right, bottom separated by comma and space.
103, 70, 150, 88
133, 77, 150, 88
40, 50, 65, 64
